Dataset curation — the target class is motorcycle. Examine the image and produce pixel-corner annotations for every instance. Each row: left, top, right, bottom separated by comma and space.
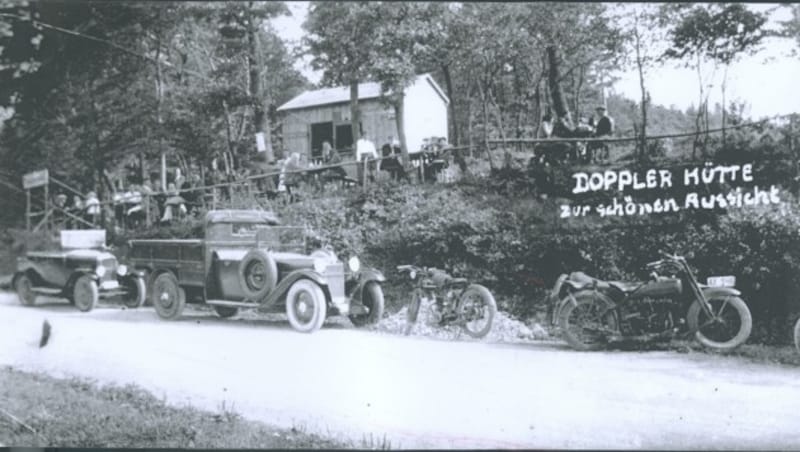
397, 265, 497, 338
548, 252, 752, 351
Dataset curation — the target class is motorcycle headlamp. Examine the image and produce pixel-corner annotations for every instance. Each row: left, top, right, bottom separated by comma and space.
347, 256, 361, 273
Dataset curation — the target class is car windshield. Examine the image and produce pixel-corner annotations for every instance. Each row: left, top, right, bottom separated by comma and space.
256, 226, 307, 252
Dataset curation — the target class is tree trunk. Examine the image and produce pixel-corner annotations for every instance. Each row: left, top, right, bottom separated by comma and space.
441, 63, 458, 146
546, 45, 569, 120
246, 5, 274, 163
478, 82, 494, 170
634, 22, 648, 162
155, 40, 166, 192
722, 64, 729, 148
350, 80, 361, 148
393, 92, 410, 165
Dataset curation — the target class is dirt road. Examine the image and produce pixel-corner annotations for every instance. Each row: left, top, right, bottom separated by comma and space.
1, 292, 799, 449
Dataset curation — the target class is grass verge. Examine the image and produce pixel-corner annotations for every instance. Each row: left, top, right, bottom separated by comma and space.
0, 366, 355, 448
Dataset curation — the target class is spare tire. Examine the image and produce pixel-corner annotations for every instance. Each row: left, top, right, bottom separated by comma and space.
238, 249, 278, 301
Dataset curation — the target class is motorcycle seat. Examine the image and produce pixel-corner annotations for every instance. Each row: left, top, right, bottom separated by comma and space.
608, 281, 641, 293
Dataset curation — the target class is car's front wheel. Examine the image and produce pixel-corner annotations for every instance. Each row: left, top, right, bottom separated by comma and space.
285, 279, 327, 333
349, 282, 384, 327
73, 275, 99, 312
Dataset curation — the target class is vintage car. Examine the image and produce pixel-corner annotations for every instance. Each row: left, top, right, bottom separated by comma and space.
127, 209, 385, 333
13, 229, 147, 311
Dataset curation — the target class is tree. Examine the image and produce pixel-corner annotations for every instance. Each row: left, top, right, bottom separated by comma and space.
661, 3, 768, 155
304, 2, 377, 147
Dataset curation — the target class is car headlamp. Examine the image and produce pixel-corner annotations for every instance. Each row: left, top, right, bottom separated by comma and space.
116, 265, 128, 277
96, 265, 106, 277
347, 256, 361, 273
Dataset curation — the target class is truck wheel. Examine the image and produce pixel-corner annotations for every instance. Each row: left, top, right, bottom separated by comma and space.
239, 249, 278, 301
14, 273, 36, 306
213, 306, 239, 318
121, 276, 146, 308
286, 279, 326, 333
152, 272, 185, 320
73, 275, 99, 312
349, 282, 384, 327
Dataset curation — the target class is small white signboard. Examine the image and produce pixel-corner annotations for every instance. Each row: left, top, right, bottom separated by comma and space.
707, 275, 736, 287
22, 169, 49, 189
255, 132, 266, 152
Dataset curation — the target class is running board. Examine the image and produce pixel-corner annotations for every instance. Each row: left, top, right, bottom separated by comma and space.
32, 287, 62, 296
206, 299, 259, 308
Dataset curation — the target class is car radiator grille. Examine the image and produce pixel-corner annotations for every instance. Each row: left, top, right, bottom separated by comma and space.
324, 263, 346, 299
101, 258, 117, 282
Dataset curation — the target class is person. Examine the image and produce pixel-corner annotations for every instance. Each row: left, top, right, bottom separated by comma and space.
356, 131, 377, 184
322, 141, 347, 182
356, 131, 377, 162
84, 191, 101, 226
161, 183, 186, 223
589, 106, 614, 163
69, 195, 83, 228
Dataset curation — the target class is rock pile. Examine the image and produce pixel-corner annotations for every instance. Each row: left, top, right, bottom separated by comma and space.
371, 298, 552, 344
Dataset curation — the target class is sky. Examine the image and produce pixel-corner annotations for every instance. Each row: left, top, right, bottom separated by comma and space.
270, 2, 799, 120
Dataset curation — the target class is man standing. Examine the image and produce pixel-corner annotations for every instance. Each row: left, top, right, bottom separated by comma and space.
356, 131, 377, 184
590, 106, 614, 163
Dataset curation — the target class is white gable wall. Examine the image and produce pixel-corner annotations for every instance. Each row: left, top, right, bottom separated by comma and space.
402, 76, 448, 153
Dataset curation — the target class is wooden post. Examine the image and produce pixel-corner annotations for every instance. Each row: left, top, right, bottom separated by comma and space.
44, 182, 49, 233
25, 189, 30, 231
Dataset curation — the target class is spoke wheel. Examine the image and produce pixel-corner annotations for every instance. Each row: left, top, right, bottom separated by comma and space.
14, 273, 36, 306
558, 292, 619, 351
349, 282, 385, 327
285, 279, 326, 333
73, 275, 99, 312
151, 272, 185, 320
121, 276, 146, 308
458, 284, 497, 339
687, 296, 752, 350
793, 318, 800, 354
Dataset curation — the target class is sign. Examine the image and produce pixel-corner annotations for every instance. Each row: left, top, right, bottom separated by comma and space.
707, 275, 736, 288
22, 169, 48, 189
255, 132, 266, 152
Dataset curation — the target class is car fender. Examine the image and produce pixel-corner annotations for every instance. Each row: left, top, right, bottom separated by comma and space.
701, 286, 741, 298
553, 289, 617, 321
347, 268, 385, 302
261, 269, 328, 307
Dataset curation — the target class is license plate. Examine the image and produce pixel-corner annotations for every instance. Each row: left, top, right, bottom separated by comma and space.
707, 276, 735, 287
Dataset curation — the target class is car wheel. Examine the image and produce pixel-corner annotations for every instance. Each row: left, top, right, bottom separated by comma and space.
349, 282, 384, 327
73, 275, 99, 312
213, 306, 239, 318
121, 276, 146, 308
151, 272, 185, 320
14, 273, 36, 306
238, 249, 278, 301
285, 279, 326, 333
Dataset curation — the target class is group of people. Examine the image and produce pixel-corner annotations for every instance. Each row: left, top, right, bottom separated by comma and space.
537, 105, 615, 165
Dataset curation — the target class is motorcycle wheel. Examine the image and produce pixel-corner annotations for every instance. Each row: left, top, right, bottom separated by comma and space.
687, 296, 752, 350
558, 291, 619, 351
794, 318, 800, 354
458, 284, 497, 339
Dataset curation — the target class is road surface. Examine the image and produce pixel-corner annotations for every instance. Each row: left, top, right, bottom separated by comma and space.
0, 292, 799, 449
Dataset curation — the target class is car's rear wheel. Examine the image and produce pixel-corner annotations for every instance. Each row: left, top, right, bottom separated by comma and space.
73, 275, 99, 312
285, 279, 326, 333
152, 272, 185, 320
349, 282, 384, 327
121, 276, 146, 308
14, 273, 36, 306
213, 306, 239, 318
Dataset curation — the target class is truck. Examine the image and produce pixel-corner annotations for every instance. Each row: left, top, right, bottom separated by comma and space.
127, 209, 385, 333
